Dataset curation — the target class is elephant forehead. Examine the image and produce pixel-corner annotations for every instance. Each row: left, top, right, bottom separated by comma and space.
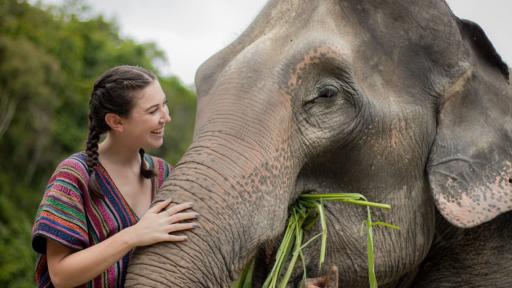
285, 44, 352, 89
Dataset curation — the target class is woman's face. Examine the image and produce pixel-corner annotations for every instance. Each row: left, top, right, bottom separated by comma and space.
122, 80, 172, 150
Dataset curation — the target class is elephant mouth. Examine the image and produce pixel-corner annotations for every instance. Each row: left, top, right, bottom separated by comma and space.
254, 186, 370, 285
293, 177, 344, 200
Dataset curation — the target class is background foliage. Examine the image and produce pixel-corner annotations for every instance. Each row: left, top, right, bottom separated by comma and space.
0, 0, 197, 286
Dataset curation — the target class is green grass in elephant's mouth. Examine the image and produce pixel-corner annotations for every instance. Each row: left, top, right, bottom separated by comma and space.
232, 193, 399, 288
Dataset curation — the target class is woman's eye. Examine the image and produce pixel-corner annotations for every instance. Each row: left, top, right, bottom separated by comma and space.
317, 85, 339, 99
150, 109, 158, 114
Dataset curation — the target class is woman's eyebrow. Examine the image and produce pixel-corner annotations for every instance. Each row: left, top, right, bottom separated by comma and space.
144, 103, 159, 112
144, 96, 167, 111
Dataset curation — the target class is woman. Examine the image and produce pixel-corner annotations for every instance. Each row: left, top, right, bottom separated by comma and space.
31, 65, 198, 287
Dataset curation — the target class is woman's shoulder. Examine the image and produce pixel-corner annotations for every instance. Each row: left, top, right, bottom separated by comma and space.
54, 152, 88, 172
58, 152, 88, 167
49, 152, 89, 185
144, 154, 173, 185
33, 152, 91, 255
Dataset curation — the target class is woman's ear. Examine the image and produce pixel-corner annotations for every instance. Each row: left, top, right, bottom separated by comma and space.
104, 113, 124, 132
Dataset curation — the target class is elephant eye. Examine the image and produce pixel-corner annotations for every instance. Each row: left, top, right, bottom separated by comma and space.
303, 83, 344, 108
316, 85, 339, 100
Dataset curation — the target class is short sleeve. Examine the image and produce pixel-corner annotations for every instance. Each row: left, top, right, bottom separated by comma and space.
145, 155, 172, 188
157, 159, 173, 188
164, 161, 173, 179
32, 155, 90, 254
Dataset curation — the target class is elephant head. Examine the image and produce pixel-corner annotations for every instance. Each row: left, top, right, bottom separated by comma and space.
126, 0, 512, 287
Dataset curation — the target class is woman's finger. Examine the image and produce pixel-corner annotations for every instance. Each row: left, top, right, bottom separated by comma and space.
148, 198, 172, 213
167, 235, 188, 242
168, 212, 199, 223
164, 202, 194, 215
167, 223, 199, 233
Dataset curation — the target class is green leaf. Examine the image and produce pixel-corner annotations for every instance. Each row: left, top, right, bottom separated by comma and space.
234, 192, 400, 288
316, 202, 327, 270
366, 207, 378, 288
231, 258, 255, 288
371, 222, 401, 230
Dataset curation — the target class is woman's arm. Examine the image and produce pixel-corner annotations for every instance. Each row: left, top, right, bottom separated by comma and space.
46, 199, 198, 288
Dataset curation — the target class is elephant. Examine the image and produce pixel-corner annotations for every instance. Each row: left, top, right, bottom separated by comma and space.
125, 0, 512, 287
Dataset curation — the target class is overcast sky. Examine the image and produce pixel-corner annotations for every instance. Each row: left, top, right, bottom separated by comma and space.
41, 0, 511, 85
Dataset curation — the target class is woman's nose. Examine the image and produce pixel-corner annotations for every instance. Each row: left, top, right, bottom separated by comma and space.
162, 110, 171, 124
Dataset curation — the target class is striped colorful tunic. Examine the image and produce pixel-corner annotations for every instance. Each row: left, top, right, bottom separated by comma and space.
32, 152, 171, 288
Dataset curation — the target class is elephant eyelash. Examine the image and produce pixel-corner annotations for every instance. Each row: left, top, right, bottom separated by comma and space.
318, 85, 340, 99
303, 84, 356, 108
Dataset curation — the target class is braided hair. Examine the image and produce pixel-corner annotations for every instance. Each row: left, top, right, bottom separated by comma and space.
86, 65, 157, 196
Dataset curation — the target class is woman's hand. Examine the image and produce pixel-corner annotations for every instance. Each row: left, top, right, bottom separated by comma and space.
45, 198, 198, 287
127, 198, 199, 247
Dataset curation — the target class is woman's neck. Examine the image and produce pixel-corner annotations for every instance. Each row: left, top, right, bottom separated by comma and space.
98, 134, 141, 172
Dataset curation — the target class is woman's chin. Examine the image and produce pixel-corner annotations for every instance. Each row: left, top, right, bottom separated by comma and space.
144, 139, 164, 150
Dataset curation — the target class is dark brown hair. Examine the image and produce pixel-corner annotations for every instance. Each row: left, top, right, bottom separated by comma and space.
86, 65, 157, 196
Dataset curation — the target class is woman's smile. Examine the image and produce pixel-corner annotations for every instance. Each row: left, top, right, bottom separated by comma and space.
150, 127, 164, 136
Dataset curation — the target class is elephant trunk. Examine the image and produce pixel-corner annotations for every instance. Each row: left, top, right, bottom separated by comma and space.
126, 133, 297, 286
126, 34, 301, 286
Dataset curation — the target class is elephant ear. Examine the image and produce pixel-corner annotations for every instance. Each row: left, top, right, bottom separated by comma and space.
427, 18, 512, 228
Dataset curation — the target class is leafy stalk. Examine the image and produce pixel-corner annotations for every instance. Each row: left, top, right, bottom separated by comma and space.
233, 192, 399, 288
366, 206, 377, 288
316, 202, 327, 270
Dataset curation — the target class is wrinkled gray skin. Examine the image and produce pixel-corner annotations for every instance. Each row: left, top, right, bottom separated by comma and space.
126, 0, 512, 287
